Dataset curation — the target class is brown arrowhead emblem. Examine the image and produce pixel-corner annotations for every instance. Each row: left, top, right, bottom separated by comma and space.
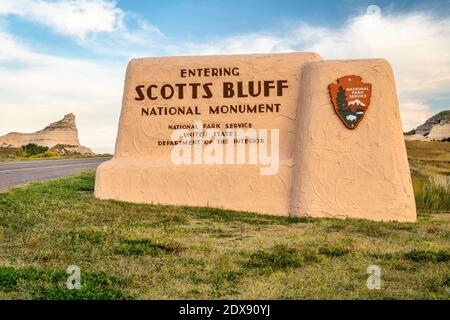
328, 75, 372, 129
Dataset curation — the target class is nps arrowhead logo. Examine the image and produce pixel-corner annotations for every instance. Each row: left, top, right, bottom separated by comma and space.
329, 75, 372, 129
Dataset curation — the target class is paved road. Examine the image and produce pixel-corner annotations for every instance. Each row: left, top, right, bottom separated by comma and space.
0, 157, 111, 192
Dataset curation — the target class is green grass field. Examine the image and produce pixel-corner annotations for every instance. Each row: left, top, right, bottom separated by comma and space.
406, 141, 450, 212
0, 141, 448, 300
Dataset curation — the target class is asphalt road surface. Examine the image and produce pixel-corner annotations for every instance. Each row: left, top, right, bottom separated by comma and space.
0, 157, 111, 192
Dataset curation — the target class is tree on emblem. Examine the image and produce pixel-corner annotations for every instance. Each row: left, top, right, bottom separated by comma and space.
336, 86, 348, 111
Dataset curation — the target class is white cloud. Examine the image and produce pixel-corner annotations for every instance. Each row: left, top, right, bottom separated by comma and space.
0, 0, 164, 58
180, 33, 294, 55
0, 0, 125, 39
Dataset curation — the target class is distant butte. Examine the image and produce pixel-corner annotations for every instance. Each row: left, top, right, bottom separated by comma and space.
405, 110, 450, 141
0, 113, 94, 155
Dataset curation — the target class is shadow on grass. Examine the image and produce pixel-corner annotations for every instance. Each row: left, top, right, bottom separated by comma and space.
404, 249, 450, 263
0, 266, 132, 300
113, 239, 182, 256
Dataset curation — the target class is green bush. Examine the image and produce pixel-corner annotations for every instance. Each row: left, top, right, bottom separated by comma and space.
22, 143, 49, 157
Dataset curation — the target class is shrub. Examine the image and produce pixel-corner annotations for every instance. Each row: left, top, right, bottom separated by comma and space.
22, 143, 49, 157
29, 151, 60, 159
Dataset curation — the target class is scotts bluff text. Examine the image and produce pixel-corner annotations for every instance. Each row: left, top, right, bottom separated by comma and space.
134, 80, 289, 100
134, 67, 288, 101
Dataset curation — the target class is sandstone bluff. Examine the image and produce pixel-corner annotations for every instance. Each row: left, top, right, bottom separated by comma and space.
405, 110, 450, 141
0, 113, 94, 155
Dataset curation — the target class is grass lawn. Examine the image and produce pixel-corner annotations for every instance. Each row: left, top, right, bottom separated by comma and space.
0, 140, 448, 299
0, 171, 449, 300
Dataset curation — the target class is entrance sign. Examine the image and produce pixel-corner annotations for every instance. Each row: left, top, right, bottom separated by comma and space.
95, 53, 416, 222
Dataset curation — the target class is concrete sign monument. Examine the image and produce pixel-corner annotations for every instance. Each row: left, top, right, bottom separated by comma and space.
94, 53, 416, 222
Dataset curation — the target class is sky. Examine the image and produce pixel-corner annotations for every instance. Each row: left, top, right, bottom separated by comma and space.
0, 0, 449, 153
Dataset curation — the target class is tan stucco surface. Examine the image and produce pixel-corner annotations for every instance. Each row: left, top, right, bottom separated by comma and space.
95, 53, 416, 222
290, 59, 416, 221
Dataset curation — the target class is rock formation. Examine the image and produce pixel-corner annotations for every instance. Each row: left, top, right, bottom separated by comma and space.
0, 113, 94, 154
50, 144, 94, 156
427, 123, 450, 141
405, 110, 450, 141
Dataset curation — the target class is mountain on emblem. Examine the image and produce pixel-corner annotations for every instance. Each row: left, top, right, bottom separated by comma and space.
328, 75, 372, 129
348, 99, 366, 107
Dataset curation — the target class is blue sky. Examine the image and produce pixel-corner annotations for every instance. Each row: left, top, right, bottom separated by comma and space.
119, 0, 449, 37
0, 0, 449, 152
